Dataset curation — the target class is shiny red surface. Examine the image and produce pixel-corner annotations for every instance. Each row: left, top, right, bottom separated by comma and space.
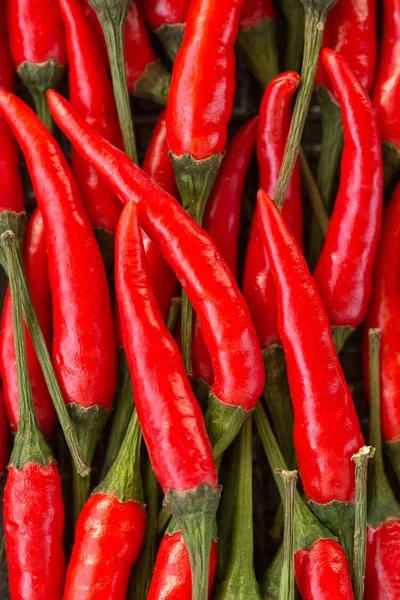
142, 110, 178, 198
372, 0, 400, 150
316, 0, 377, 93
64, 493, 146, 599
166, 0, 243, 159
193, 116, 258, 384
365, 184, 400, 442
365, 520, 400, 599
0, 389, 9, 474
116, 202, 217, 492
125, 0, 160, 89
243, 72, 303, 349
0, 209, 56, 437
314, 49, 382, 328
59, 0, 123, 233
148, 531, 217, 599
239, 0, 274, 29
295, 539, 354, 599
48, 91, 265, 411
7, 0, 67, 68
4, 463, 65, 599
0, 91, 117, 410
258, 191, 363, 504
0, 4, 24, 214
142, 0, 191, 29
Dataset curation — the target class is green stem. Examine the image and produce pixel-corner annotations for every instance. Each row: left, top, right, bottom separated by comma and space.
298, 147, 329, 235
260, 545, 284, 600
181, 290, 193, 377
280, 0, 305, 73
31, 91, 53, 132
277, 470, 297, 600
216, 449, 239, 583
351, 446, 375, 600
89, 0, 138, 163
236, 18, 279, 89
273, 1, 335, 210
331, 325, 354, 355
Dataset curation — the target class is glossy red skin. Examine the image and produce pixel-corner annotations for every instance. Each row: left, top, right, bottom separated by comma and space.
4, 462, 65, 599
314, 49, 382, 329
0, 209, 56, 437
116, 202, 217, 492
192, 116, 258, 384
0, 4, 24, 215
48, 91, 265, 411
365, 184, 400, 442
148, 532, 217, 599
166, 0, 243, 159
239, 0, 274, 29
58, 0, 123, 233
372, 0, 400, 151
64, 492, 146, 599
316, 0, 377, 93
142, 110, 178, 198
364, 520, 400, 599
0, 389, 9, 474
7, 0, 67, 68
243, 72, 303, 349
258, 190, 364, 504
142, 0, 191, 29
0, 91, 117, 410
295, 539, 354, 599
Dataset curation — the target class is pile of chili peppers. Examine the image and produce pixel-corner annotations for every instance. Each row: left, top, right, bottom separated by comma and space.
0, 0, 399, 598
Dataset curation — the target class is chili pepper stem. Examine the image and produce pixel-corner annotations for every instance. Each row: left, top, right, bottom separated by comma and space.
134, 61, 171, 106
308, 499, 355, 562
382, 142, 400, 190
261, 544, 284, 598
164, 483, 221, 600
205, 393, 249, 460
215, 449, 238, 583
236, 18, 279, 90
277, 469, 297, 600
273, 0, 337, 210
351, 446, 375, 600
155, 24, 185, 63
331, 325, 354, 354
280, 0, 305, 73
298, 147, 329, 236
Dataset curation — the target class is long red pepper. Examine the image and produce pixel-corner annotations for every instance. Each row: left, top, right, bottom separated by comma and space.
116, 201, 219, 599
372, 0, 400, 186
192, 116, 258, 385
0, 388, 8, 475
313, 48, 382, 349
142, 0, 191, 61
142, 110, 179, 199
47, 90, 265, 459
2, 231, 65, 600
0, 91, 117, 515
258, 189, 364, 555
64, 410, 147, 599
0, 208, 55, 438
7, 0, 67, 130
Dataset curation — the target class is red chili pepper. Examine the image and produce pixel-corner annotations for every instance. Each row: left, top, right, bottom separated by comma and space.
192, 116, 258, 385
257, 189, 363, 548
0, 208, 55, 437
142, 110, 178, 198
58, 0, 123, 234
313, 48, 382, 333
243, 72, 303, 350
7, 0, 67, 129
0, 388, 8, 475
47, 90, 265, 458
141, 0, 191, 60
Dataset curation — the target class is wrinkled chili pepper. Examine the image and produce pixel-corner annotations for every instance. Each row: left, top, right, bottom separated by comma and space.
372, 0, 400, 187
142, 0, 191, 61
0, 90, 117, 517
64, 410, 146, 600
1, 208, 55, 438
258, 189, 364, 555
313, 48, 382, 351
47, 90, 265, 460
116, 201, 219, 599
2, 231, 65, 600
7, 0, 67, 130
192, 116, 258, 385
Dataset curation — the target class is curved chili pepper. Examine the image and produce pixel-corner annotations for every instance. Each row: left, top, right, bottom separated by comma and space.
142, 110, 178, 198
116, 200, 219, 598
58, 0, 123, 234
0, 90, 117, 517
372, 0, 400, 186
1, 208, 55, 438
257, 189, 364, 551
365, 521, 400, 599
47, 90, 265, 458
192, 116, 258, 385
7, 0, 67, 130
64, 410, 146, 599
243, 71, 303, 350
313, 48, 382, 337
141, 0, 191, 61
0, 389, 8, 475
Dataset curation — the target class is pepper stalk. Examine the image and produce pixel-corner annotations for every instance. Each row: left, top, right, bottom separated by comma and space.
277, 469, 297, 600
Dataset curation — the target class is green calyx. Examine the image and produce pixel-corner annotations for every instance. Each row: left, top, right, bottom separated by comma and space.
236, 18, 279, 90
164, 483, 221, 600
205, 393, 250, 460
18, 60, 64, 131
308, 498, 354, 560
88, 0, 132, 20
280, 0, 305, 73
260, 545, 283, 600
156, 23, 185, 63
300, 0, 338, 13
382, 142, 400, 189
331, 325, 354, 354
134, 60, 171, 106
